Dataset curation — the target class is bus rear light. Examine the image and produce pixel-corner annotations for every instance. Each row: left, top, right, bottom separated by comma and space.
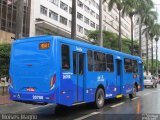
9, 76, 12, 84
50, 74, 56, 87
9, 76, 13, 88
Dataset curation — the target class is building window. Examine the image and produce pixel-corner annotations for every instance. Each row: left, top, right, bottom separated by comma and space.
95, 3, 99, 9
106, 54, 114, 72
96, 14, 99, 19
40, 5, 47, 16
84, 5, 90, 13
90, 10, 95, 17
84, 17, 89, 25
94, 52, 106, 71
69, 7, 72, 14
91, 0, 95, 7
84, 28, 88, 35
132, 60, 138, 73
77, 25, 83, 33
69, 20, 71, 27
103, 5, 106, 12
77, 0, 83, 8
60, 16, 67, 25
87, 50, 93, 71
61, 44, 70, 70
96, 24, 99, 30
60, 1, 68, 12
49, 0, 59, 6
90, 21, 95, 28
77, 12, 83, 21
124, 58, 132, 73
49, 10, 58, 21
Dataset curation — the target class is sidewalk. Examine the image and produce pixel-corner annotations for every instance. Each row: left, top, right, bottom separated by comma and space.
0, 86, 12, 105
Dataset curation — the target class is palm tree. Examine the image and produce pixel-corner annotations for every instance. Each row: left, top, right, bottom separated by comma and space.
99, 0, 103, 46
136, 0, 154, 57
122, 0, 138, 55
147, 23, 160, 74
71, 0, 77, 39
103, 0, 124, 52
142, 6, 157, 75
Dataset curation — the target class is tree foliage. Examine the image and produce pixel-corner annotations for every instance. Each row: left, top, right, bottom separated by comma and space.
143, 59, 160, 75
86, 30, 139, 55
0, 44, 11, 78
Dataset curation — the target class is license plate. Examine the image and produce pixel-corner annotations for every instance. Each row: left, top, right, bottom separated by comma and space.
26, 88, 35, 92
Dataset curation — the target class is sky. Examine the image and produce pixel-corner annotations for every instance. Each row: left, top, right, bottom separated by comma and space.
153, 0, 160, 60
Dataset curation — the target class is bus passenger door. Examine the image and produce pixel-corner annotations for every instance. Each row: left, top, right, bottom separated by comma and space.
73, 52, 85, 103
116, 60, 122, 94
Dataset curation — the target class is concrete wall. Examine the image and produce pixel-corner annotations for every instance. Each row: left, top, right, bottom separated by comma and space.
0, 30, 15, 44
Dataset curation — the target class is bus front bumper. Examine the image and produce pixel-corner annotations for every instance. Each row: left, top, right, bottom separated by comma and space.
9, 88, 57, 104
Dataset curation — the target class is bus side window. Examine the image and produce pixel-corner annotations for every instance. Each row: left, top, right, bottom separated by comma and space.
132, 60, 138, 73
87, 50, 93, 71
106, 54, 114, 72
94, 52, 106, 71
124, 58, 132, 73
79, 54, 84, 75
61, 44, 70, 70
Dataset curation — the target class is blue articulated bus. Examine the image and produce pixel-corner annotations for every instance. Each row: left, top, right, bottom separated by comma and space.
9, 36, 144, 108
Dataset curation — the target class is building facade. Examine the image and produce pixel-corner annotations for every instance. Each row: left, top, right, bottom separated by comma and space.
30, 0, 131, 41
0, 0, 30, 43
102, 1, 131, 39
0, 0, 132, 43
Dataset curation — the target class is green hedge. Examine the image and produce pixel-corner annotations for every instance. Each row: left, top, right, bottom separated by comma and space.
0, 44, 11, 78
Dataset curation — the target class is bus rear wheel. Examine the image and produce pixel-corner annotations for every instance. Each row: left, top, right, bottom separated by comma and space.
129, 86, 137, 99
95, 88, 105, 109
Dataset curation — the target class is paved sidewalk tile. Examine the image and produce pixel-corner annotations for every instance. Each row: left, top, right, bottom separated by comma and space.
0, 87, 12, 105
0, 95, 12, 105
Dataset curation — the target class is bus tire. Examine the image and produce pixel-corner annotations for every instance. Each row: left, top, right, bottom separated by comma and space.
95, 88, 105, 109
129, 86, 136, 99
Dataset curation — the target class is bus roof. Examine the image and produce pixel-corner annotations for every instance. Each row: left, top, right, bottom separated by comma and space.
13, 35, 142, 61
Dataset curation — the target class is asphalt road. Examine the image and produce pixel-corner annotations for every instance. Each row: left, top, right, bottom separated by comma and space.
1, 85, 160, 120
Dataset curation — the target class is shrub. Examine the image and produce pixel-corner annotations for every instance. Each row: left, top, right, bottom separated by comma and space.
0, 44, 11, 78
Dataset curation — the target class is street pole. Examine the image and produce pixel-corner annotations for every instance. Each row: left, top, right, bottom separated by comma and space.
151, 40, 154, 75
15, 0, 24, 39
99, 0, 103, 47
155, 38, 159, 77
119, 10, 122, 52
71, 0, 77, 39
146, 33, 149, 75
131, 16, 134, 55
156, 41, 158, 77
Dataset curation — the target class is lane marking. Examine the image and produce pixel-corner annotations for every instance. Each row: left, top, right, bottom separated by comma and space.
111, 102, 124, 108
131, 97, 139, 100
143, 93, 151, 96
143, 90, 159, 96
74, 112, 100, 120
30, 104, 53, 110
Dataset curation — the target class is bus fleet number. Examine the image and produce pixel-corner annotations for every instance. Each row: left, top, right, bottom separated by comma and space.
32, 95, 43, 100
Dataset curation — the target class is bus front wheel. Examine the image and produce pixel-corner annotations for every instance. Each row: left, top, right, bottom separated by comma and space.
129, 86, 137, 99
95, 88, 105, 109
